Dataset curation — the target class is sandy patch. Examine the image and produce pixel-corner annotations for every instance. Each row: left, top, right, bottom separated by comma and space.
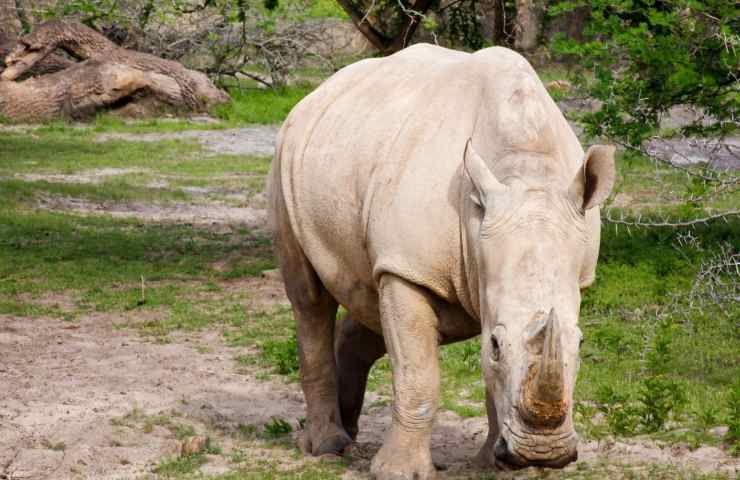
13, 168, 148, 185
37, 195, 267, 230
95, 126, 280, 157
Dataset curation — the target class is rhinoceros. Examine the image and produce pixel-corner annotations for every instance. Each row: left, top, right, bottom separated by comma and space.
268, 44, 615, 479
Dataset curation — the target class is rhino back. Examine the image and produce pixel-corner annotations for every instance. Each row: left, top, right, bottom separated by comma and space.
273, 44, 584, 320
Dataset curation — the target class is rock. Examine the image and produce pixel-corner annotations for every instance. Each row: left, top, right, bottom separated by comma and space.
261, 269, 283, 282
180, 436, 210, 456
709, 426, 729, 438
644, 136, 740, 170
546, 79, 573, 91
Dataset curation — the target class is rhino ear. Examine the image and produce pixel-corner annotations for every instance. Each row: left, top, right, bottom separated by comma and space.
568, 145, 616, 211
464, 139, 505, 207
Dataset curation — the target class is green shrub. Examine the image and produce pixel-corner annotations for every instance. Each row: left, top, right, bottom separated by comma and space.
262, 335, 300, 376
596, 385, 640, 436
262, 416, 293, 439
637, 376, 687, 433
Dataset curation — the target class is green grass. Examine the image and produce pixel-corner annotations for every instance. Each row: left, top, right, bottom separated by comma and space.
213, 85, 315, 125
91, 115, 230, 134
154, 454, 208, 477
304, 0, 348, 18
0, 126, 274, 332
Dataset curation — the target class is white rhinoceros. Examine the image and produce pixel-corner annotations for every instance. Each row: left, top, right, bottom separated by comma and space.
268, 44, 615, 479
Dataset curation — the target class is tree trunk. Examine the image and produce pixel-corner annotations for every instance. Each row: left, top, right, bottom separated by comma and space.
514, 0, 542, 52
477, 0, 513, 47
0, 20, 228, 122
335, 0, 434, 54
0, 1, 22, 40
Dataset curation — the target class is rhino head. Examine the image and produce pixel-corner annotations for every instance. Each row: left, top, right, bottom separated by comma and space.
463, 140, 615, 468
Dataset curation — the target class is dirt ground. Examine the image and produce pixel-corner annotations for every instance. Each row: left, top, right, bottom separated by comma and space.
1, 277, 738, 480
2, 122, 738, 480
95, 127, 280, 158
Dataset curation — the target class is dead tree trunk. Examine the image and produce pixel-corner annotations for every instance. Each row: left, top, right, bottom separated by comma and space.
0, 1, 22, 39
0, 20, 229, 122
514, 0, 542, 52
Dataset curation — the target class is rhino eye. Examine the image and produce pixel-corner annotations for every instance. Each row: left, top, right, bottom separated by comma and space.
491, 334, 501, 361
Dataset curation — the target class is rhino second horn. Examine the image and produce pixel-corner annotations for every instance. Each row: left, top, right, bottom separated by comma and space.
522, 308, 566, 427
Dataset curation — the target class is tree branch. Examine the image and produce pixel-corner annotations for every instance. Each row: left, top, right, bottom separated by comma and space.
605, 209, 740, 228
334, 0, 391, 52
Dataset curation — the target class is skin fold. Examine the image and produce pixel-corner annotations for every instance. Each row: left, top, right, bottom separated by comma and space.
269, 43, 615, 479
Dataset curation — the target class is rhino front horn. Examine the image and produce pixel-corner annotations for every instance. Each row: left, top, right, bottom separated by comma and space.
522, 308, 567, 428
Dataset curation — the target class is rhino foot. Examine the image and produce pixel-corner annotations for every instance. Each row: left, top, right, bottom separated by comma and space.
474, 435, 497, 468
300, 423, 352, 456
370, 443, 437, 480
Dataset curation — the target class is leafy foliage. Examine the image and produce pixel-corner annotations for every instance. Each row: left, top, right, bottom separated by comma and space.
262, 416, 294, 438
445, 0, 485, 50
550, 0, 738, 145
261, 335, 300, 376
638, 376, 688, 432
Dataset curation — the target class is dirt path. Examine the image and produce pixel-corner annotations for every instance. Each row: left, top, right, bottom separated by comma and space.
1, 278, 737, 480
37, 195, 268, 230
95, 127, 280, 157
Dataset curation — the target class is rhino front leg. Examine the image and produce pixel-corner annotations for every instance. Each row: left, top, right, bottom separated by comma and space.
474, 388, 500, 467
371, 275, 439, 480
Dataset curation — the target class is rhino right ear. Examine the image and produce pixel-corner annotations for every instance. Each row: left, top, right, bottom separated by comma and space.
568, 144, 616, 211
464, 139, 505, 207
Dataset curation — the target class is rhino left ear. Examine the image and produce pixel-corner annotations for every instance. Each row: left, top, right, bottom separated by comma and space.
568, 145, 616, 211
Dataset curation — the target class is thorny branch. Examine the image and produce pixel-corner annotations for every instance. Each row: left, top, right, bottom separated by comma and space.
688, 244, 739, 313
604, 209, 740, 229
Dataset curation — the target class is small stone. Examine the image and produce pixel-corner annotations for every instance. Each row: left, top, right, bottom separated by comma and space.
709, 426, 729, 438
546, 79, 573, 91
180, 436, 210, 456
261, 269, 283, 281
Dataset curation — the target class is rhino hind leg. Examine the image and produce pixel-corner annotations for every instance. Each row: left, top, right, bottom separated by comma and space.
280, 252, 352, 456
272, 186, 351, 456
335, 313, 386, 440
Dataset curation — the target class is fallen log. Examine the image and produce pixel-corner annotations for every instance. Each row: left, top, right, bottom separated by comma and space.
0, 20, 229, 122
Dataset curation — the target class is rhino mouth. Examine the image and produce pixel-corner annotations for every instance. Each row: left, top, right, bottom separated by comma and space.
494, 422, 578, 469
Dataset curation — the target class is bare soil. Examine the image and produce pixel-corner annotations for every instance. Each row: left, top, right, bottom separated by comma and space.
95, 127, 280, 157
37, 195, 267, 230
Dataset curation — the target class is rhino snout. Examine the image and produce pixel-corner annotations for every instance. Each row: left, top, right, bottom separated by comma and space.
494, 424, 578, 469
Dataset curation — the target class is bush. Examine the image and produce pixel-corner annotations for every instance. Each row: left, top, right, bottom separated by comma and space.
550, 0, 738, 144
596, 385, 641, 436
261, 335, 300, 376
262, 416, 293, 438
637, 376, 687, 432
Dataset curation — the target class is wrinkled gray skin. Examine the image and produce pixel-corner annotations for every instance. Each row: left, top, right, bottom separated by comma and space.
268, 44, 616, 479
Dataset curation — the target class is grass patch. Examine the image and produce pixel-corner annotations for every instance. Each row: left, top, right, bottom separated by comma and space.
153, 454, 207, 477
213, 85, 315, 124
261, 417, 293, 439
0, 130, 199, 176
91, 115, 230, 133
